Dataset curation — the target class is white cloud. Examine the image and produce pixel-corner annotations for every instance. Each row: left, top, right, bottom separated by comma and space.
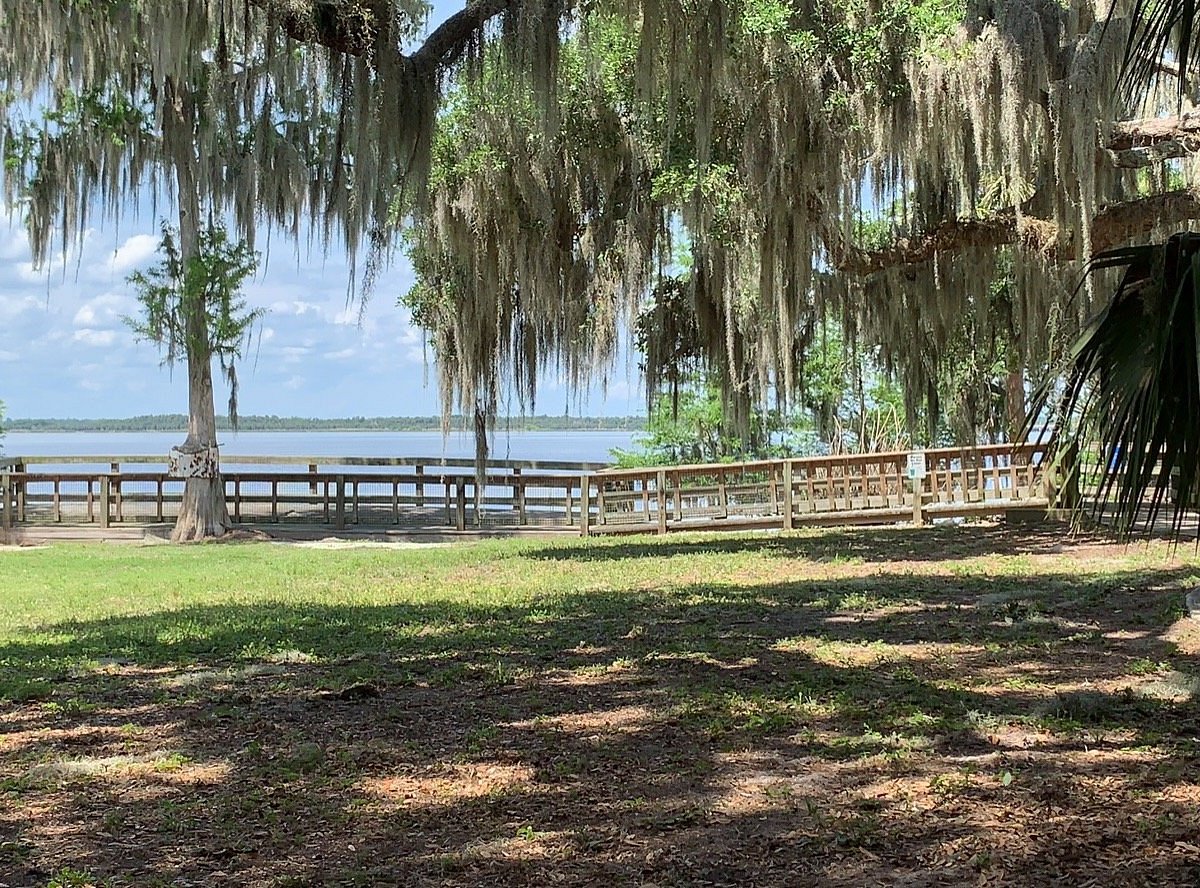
102, 233, 159, 275
0, 295, 44, 320
73, 328, 118, 347
268, 299, 322, 317
73, 293, 133, 328
324, 347, 356, 360
333, 306, 363, 326
0, 227, 29, 261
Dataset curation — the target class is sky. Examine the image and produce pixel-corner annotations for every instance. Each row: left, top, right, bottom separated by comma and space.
0, 1, 643, 421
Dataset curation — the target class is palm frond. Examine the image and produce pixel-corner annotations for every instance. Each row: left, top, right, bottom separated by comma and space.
1030, 233, 1200, 540
1117, 0, 1200, 100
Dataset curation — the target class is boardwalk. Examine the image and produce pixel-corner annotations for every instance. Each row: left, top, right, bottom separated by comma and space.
1, 443, 1060, 543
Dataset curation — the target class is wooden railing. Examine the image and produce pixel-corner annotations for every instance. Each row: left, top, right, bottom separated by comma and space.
0, 445, 1060, 538
0, 466, 595, 532
581, 443, 1056, 535
5, 454, 611, 472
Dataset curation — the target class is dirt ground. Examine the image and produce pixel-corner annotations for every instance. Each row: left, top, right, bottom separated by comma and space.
1, 524, 1199, 887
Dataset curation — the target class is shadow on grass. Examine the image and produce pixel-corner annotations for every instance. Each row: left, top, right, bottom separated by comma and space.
527, 522, 1115, 564
2, 557, 1199, 886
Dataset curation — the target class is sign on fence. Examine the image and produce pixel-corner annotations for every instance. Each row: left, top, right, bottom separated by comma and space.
906, 450, 927, 481
168, 446, 220, 478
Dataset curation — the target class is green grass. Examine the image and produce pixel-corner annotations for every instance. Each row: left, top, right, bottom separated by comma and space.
1, 524, 1199, 886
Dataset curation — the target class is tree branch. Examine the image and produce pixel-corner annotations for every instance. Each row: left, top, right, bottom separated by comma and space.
252, 0, 518, 70
1107, 113, 1200, 167
410, 0, 516, 72
830, 191, 1200, 276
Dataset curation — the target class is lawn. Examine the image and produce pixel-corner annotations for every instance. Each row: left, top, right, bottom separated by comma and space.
1, 524, 1199, 887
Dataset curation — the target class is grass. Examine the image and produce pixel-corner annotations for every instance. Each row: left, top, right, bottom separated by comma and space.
0, 524, 1199, 886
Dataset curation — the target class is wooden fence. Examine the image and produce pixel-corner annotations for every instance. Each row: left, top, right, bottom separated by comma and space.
0, 456, 599, 533
0, 444, 1059, 539
581, 442, 1057, 535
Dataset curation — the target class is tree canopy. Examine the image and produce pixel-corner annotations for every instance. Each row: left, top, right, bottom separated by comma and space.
3, 1, 1198, 464
399, 0, 1200, 449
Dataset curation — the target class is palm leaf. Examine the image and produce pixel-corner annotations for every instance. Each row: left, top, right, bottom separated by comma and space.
1116, 0, 1200, 100
1029, 233, 1200, 540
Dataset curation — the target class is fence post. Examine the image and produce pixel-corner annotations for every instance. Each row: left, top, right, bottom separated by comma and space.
1, 473, 11, 536
455, 477, 466, 531
912, 475, 924, 526
335, 474, 346, 530
15, 462, 25, 522
513, 467, 526, 524
656, 469, 668, 534
579, 475, 591, 538
100, 475, 111, 529
782, 461, 794, 531
415, 465, 426, 510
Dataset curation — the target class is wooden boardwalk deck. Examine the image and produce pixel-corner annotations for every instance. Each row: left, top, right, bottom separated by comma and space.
1, 444, 1060, 543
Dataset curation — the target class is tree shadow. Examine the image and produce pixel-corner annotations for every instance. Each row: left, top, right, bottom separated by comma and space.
2, 560, 1199, 885
528, 522, 1118, 564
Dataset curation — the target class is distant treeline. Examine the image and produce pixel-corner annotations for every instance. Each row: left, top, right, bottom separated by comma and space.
5, 414, 647, 433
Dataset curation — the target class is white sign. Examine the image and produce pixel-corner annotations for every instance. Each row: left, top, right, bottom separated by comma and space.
906, 450, 927, 480
168, 446, 220, 479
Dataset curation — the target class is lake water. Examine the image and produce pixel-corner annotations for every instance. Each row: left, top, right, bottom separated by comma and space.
1, 429, 638, 469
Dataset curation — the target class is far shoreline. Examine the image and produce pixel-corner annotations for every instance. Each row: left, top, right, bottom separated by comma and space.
4, 416, 647, 434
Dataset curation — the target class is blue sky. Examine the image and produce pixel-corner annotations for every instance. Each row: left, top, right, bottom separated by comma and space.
0, 2, 643, 421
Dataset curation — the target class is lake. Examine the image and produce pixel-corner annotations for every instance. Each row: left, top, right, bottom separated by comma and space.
1, 429, 639, 468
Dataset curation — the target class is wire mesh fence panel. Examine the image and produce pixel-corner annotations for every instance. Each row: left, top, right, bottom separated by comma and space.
231, 479, 277, 523
112, 477, 169, 523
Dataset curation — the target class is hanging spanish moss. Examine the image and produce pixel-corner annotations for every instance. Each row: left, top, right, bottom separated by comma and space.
3, 1, 1199, 460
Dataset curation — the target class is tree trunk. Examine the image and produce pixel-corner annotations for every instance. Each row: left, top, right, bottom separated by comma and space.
173, 343, 232, 542
170, 87, 231, 542
1005, 367, 1026, 444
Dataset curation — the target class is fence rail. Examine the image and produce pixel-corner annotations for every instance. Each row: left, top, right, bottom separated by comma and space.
0, 444, 1062, 539
584, 443, 1057, 535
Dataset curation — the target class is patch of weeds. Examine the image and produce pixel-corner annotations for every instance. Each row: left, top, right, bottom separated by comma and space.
46, 869, 106, 888
465, 723, 499, 753
1136, 670, 1200, 702
0, 678, 52, 702
0, 774, 39, 796
0, 839, 32, 864
39, 699, 85, 717
1127, 657, 1169, 676
674, 689, 808, 741
483, 659, 521, 688
152, 752, 190, 773
276, 743, 326, 779
542, 753, 590, 781
929, 766, 976, 799
831, 590, 892, 612
1002, 675, 1040, 690
101, 809, 125, 835
1039, 689, 1157, 728
991, 598, 1044, 624
762, 780, 796, 801
832, 808, 885, 849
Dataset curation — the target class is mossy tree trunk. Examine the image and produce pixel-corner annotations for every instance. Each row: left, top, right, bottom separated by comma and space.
169, 89, 230, 542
